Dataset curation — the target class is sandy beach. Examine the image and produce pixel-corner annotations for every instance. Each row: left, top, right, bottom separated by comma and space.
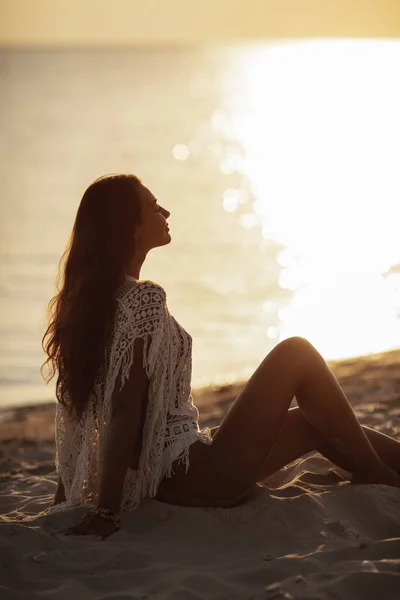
1, 349, 400, 599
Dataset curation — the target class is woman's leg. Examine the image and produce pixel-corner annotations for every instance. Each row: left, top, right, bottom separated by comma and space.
157, 337, 399, 507
236, 407, 400, 480
209, 337, 400, 498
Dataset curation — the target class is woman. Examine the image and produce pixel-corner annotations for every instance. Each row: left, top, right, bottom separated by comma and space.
42, 173, 400, 541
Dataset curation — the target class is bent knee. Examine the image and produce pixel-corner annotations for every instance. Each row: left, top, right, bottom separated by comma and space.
274, 336, 318, 377
276, 336, 316, 355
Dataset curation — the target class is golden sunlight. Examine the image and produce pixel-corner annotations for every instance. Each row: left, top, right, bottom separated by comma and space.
224, 40, 400, 359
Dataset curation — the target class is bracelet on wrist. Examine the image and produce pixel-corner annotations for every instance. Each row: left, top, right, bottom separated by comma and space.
83, 507, 121, 530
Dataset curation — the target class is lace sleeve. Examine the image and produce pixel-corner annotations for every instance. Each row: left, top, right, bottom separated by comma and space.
98, 282, 169, 432
112, 282, 168, 392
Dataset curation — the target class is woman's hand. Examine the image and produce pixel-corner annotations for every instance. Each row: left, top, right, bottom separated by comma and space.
63, 512, 118, 540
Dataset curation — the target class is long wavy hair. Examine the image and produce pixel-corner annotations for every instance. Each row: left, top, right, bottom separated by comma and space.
41, 173, 143, 422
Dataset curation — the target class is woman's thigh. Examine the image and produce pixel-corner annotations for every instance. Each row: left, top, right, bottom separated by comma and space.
209, 408, 320, 481
156, 337, 314, 505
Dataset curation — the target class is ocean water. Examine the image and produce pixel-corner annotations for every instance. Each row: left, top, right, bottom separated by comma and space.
1, 41, 399, 409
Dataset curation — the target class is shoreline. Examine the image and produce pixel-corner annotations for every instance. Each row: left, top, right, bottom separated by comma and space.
1, 347, 399, 443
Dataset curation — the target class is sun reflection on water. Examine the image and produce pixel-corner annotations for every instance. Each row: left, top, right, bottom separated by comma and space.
221, 40, 400, 359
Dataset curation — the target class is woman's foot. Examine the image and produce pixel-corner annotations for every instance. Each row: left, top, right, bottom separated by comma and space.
351, 462, 400, 487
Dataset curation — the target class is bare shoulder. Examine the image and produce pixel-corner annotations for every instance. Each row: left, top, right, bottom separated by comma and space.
119, 278, 166, 300
138, 279, 166, 292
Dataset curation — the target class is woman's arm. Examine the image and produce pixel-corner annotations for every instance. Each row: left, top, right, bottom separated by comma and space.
97, 337, 150, 514
53, 475, 66, 505
97, 413, 139, 513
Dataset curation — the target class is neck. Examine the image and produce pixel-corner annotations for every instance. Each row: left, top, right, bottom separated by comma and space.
127, 257, 144, 280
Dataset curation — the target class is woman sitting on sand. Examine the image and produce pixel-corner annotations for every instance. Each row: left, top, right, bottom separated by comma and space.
41, 173, 400, 541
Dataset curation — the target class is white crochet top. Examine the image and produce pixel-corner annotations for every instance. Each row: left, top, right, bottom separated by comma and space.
48, 276, 213, 513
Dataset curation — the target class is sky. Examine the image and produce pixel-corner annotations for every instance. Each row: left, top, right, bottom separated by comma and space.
1, 0, 400, 46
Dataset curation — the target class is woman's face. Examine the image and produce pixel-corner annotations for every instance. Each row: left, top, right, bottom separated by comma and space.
135, 184, 171, 251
